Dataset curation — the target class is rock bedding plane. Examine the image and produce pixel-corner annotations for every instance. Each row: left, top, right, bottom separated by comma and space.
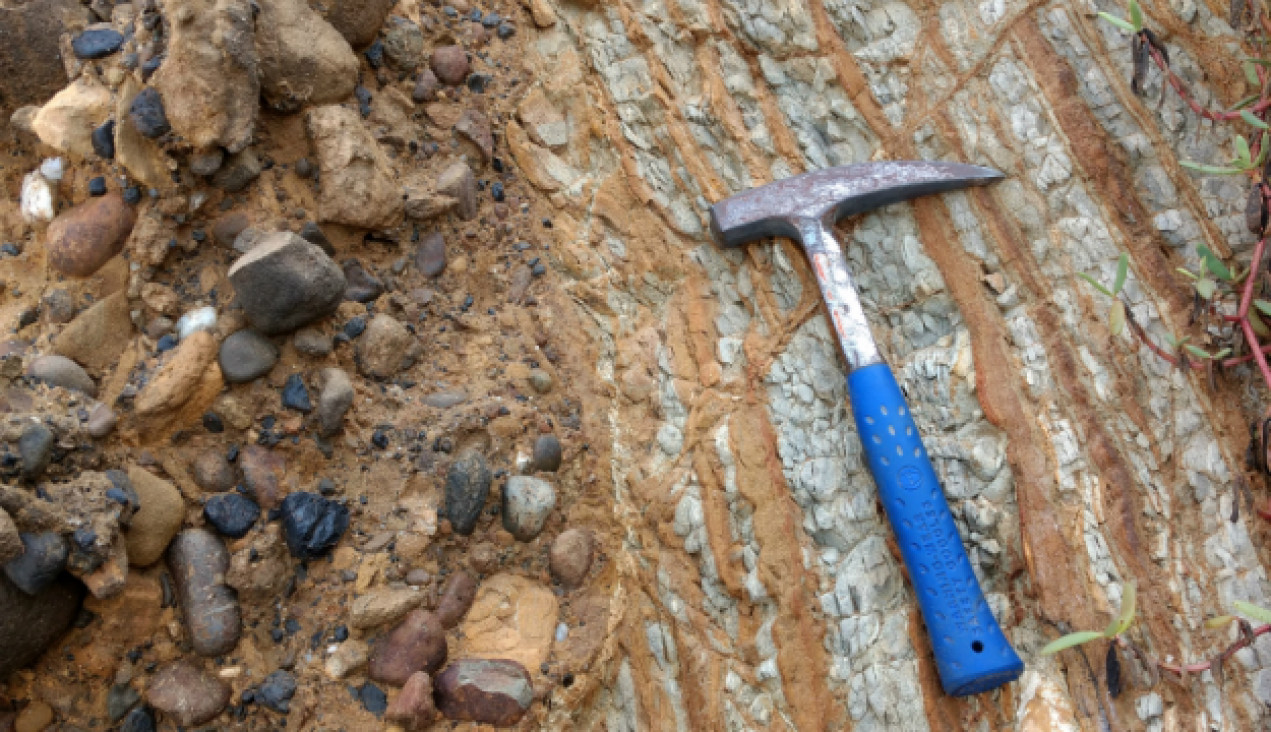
0, 0, 1267, 730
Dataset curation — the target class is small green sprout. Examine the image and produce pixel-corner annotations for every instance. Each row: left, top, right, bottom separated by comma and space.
1181, 132, 1271, 176
1078, 253, 1130, 335
1042, 582, 1136, 656
1098, 0, 1144, 33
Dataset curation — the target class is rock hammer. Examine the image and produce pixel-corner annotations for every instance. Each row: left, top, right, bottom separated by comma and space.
708, 161, 1023, 696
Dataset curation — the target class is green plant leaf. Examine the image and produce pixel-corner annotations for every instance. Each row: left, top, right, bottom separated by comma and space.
1128, 0, 1143, 30
1234, 601, 1271, 625
1213, 348, 1233, 360
1109, 300, 1127, 336
1198, 245, 1233, 281
1176, 267, 1198, 281
1233, 94, 1262, 111
1256, 299, 1271, 318
1245, 61, 1262, 87
1185, 344, 1214, 359
1195, 278, 1216, 299
1206, 614, 1235, 629
1040, 630, 1107, 656
1243, 110, 1271, 130
1180, 161, 1247, 175
1113, 253, 1129, 294
1098, 11, 1138, 32
1237, 135, 1253, 167
1103, 582, 1137, 638
1078, 272, 1114, 298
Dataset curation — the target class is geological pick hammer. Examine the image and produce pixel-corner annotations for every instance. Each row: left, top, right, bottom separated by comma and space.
709, 161, 1023, 696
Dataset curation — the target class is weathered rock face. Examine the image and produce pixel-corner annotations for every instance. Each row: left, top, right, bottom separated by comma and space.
505, 1, 1271, 731
0, 0, 84, 117
150, 0, 258, 152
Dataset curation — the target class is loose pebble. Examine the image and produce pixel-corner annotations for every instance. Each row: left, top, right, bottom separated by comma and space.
124, 467, 185, 567
146, 660, 230, 726
414, 231, 446, 278
72, 28, 125, 59
44, 193, 136, 277
203, 493, 261, 539
293, 327, 333, 356
430, 46, 469, 85
280, 492, 348, 559
325, 639, 369, 680
281, 373, 313, 412
385, 671, 437, 730
501, 476, 556, 541
218, 330, 278, 384
192, 452, 236, 492
17, 423, 54, 480
317, 368, 354, 437
167, 529, 241, 656
368, 609, 448, 685
27, 355, 96, 396
435, 658, 533, 725
176, 307, 218, 340
119, 706, 155, 732
550, 528, 594, 588
359, 682, 387, 716
356, 314, 419, 380
532, 434, 562, 472
227, 232, 346, 335
13, 701, 53, 732
128, 87, 169, 138
257, 670, 297, 713
444, 451, 491, 536
3, 532, 69, 595
435, 571, 477, 629
528, 368, 553, 394
349, 588, 423, 630
86, 403, 118, 438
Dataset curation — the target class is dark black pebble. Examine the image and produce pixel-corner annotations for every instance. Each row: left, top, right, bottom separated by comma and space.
141, 55, 163, 81
120, 706, 156, 732
280, 492, 349, 559
343, 317, 366, 339
364, 41, 385, 69
299, 221, 334, 256
129, 87, 170, 138
281, 373, 312, 412
3, 532, 69, 595
156, 334, 178, 352
342, 259, 384, 303
317, 477, 337, 496
295, 158, 314, 178
443, 451, 491, 535
333, 624, 349, 641
371, 429, 389, 449
18, 423, 54, 480
123, 187, 142, 205
88, 177, 108, 197
532, 434, 562, 472
107, 683, 141, 721
359, 683, 387, 716
355, 86, 372, 118
532, 263, 546, 277
203, 493, 261, 539
105, 469, 139, 510
497, 22, 516, 39
258, 670, 297, 713
203, 411, 225, 433
491, 182, 505, 202
72, 28, 125, 59
467, 74, 491, 93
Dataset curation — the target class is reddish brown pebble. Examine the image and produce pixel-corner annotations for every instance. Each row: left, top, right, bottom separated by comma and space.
435, 658, 533, 725
435, 570, 477, 629
549, 528, 594, 588
45, 192, 136, 277
146, 659, 230, 726
385, 671, 438, 730
239, 445, 286, 509
429, 45, 469, 85
167, 529, 241, 656
368, 609, 448, 686
412, 68, 439, 103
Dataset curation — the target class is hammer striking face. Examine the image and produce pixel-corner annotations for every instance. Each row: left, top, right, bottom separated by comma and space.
708, 161, 1023, 696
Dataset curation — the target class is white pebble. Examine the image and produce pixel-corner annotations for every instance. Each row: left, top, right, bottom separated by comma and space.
39, 157, 65, 182
176, 306, 218, 340
20, 171, 55, 223
555, 622, 569, 642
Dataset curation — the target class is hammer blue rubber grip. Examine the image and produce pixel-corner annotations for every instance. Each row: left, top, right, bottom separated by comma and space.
848, 362, 1023, 696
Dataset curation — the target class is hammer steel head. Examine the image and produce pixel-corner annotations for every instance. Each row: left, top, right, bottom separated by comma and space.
709, 161, 1003, 248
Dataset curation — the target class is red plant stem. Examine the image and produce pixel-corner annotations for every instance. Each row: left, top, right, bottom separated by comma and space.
1236, 239, 1271, 391
1144, 41, 1271, 121
1119, 623, 1271, 676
